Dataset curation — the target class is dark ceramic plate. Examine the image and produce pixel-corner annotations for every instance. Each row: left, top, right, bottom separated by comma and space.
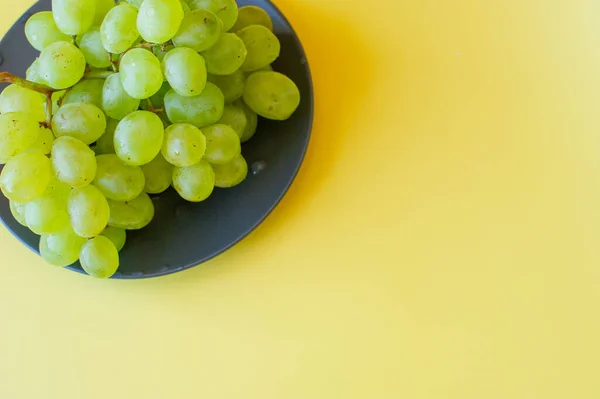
0, 0, 313, 278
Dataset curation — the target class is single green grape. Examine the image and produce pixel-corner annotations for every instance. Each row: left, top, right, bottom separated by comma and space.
172, 9, 221, 52
231, 5, 273, 32
162, 47, 207, 97
217, 104, 247, 138
190, 0, 238, 32
201, 33, 247, 75
0, 152, 52, 203
172, 159, 215, 202
107, 192, 155, 229
102, 73, 141, 120
52, 0, 96, 35
243, 71, 300, 120
25, 11, 72, 51
212, 153, 248, 188
141, 153, 173, 194
0, 112, 42, 161
120, 48, 163, 99
137, 0, 184, 44
161, 123, 206, 167
10, 201, 28, 227
40, 227, 87, 267
94, 154, 145, 201
207, 70, 245, 104
0, 84, 46, 122
52, 103, 107, 145
114, 111, 165, 166
202, 124, 240, 165
38, 41, 86, 90
25, 127, 54, 155
79, 236, 119, 278
100, 226, 127, 252
62, 79, 104, 108
78, 27, 112, 68
94, 0, 116, 25
95, 117, 118, 155
164, 82, 224, 128
25, 195, 70, 235
68, 185, 110, 237
236, 25, 280, 72
52, 136, 97, 188
101, 3, 140, 54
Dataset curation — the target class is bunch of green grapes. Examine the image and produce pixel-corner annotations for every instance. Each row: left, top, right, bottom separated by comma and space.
0, 0, 301, 278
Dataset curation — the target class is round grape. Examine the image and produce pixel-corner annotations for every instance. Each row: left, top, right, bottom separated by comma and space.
107, 192, 155, 230
25, 196, 70, 235
114, 111, 165, 166
94, 154, 145, 201
68, 185, 110, 238
10, 201, 28, 227
79, 236, 119, 278
243, 71, 300, 120
172, 159, 215, 202
78, 27, 111, 68
202, 124, 240, 165
0, 85, 45, 122
236, 25, 280, 72
25, 127, 54, 155
52, 136, 97, 188
62, 79, 104, 108
52, 0, 96, 35
25, 11, 71, 51
120, 48, 163, 99
102, 73, 141, 120
217, 104, 247, 138
172, 9, 222, 52
164, 82, 224, 128
231, 5, 273, 32
0, 152, 52, 203
137, 0, 184, 44
162, 47, 207, 97
52, 103, 107, 145
101, 3, 140, 54
207, 70, 245, 104
0, 112, 41, 161
38, 41, 86, 90
100, 226, 127, 252
141, 153, 173, 194
40, 227, 87, 267
190, 0, 238, 32
212, 153, 248, 188
201, 33, 247, 75
162, 123, 206, 167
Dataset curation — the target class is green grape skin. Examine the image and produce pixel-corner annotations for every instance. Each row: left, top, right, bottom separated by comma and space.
10, 201, 28, 227
25, 195, 70, 235
0, 84, 46, 122
236, 25, 280, 72
124, 0, 144, 8
161, 123, 206, 167
212, 153, 248, 188
68, 185, 110, 237
95, 117, 118, 155
52, 136, 97, 188
100, 226, 126, 252
217, 104, 247, 138
231, 5, 273, 32
102, 73, 141, 120
180, 0, 191, 12
243, 71, 300, 120
62, 79, 104, 108
51, 91, 66, 115
172, 9, 222, 52
107, 192, 155, 229
78, 27, 112, 68
79, 236, 119, 278
52, 103, 107, 145
207, 70, 245, 104
0, 112, 42, 161
162, 47, 207, 97
137, 0, 184, 44
52, 0, 96, 35
119, 49, 163, 99
190, 0, 238, 32
38, 41, 86, 90
25, 11, 72, 51
0, 152, 52, 203
152, 44, 175, 62
94, 154, 145, 201
201, 124, 241, 165
164, 82, 224, 128
172, 159, 215, 202
43, 176, 73, 202
25, 127, 54, 156
40, 227, 87, 267
201, 33, 247, 75
94, 0, 116, 25
26, 58, 47, 85
114, 111, 165, 166
141, 153, 173, 194
101, 3, 140, 54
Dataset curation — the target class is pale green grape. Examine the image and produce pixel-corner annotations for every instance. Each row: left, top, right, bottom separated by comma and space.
0, 84, 45, 122
162, 47, 207, 97
25, 127, 54, 155
0, 112, 41, 161
52, 0, 96, 35
172, 159, 215, 202
94, 0, 116, 25
52, 103, 107, 145
101, 3, 140, 54
114, 111, 164, 165
0, 152, 51, 202
102, 73, 141, 120
100, 226, 126, 252
62, 79, 104, 108
94, 154, 145, 201
217, 104, 247, 138
26, 58, 47, 85
231, 5, 273, 32
38, 41, 86, 89
141, 153, 173, 194
107, 192, 154, 229
68, 185, 110, 237
243, 71, 300, 120
25, 195, 70, 234
78, 27, 112, 68
137, 0, 184, 44
10, 201, 28, 226
207, 70, 245, 104
172, 9, 221, 52
202, 124, 240, 164
212, 153, 247, 188
25, 11, 72, 51
201, 33, 247, 75
190, 0, 238, 32
120, 48, 163, 99
236, 25, 280, 72
95, 117, 118, 155
40, 227, 87, 267
233, 99, 257, 142
164, 82, 224, 127
161, 123, 206, 167
52, 136, 97, 188
79, 236, 119, 278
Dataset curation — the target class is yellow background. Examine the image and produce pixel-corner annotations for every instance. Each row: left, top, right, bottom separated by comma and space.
2, 0, 600, 397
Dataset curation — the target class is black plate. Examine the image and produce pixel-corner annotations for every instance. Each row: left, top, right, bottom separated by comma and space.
0, 0, 313, 278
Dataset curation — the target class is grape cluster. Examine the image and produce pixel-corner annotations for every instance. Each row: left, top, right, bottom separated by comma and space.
0, 0, 301, 278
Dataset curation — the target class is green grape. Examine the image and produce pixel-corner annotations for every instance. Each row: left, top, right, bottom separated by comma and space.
161, 123, 206, 167
26, 58, 47, 85
217, 104, 247, 138
94, 154, 145, 201
231, 5, 273, 32
0, 152, 51, 203
137, 0, 184, 44
172, 9, 221, 52
207, 70, 245, 104
38, 41, 86, 90
120, 48, 163, 99
141, 153, 173, 194
190, 0, 238, 32
140, 81, 170, 110
94, 0, 116, 25
243, 71, 300, 120
102, 73, 141, 120
40, 227, 87, 267
202, 124, 240, 164
233, 99, 257, 142
164, 82, 224, 127
95, 117, 118, 155
25, 127, 54, 155
0, 112, 41, 161
212, 153, 247, 188
107, 192, 154, 229
79, 236, 119, 278
114, 111, 164, 165
68, 185, 110, 237
62, 79, 104, 108
100, 226, 126, 252
52, 0, 96, 35
201, 33, 247, 75
78, 27, 111, 68
162, 47, 207, 97
236, 25, 280, 72
25, 11, 72, 51
172, 159, 215, 202
124, 0, 144, 8
10, 201, 28, 227
52, 136, 97, 188
101, 3, 140, 54
0, 84, 45, 122
52, 103, 107, 145
25, 195, 70, 235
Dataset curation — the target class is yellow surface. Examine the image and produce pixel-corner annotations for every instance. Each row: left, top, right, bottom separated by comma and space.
2, 0, 600, 397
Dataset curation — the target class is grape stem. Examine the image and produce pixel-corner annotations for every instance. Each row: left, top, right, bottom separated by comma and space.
145, 98, 164, 114
0, 72, 55, 127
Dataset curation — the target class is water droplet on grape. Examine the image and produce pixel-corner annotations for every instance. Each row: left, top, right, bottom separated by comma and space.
251, 160, 267, 175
